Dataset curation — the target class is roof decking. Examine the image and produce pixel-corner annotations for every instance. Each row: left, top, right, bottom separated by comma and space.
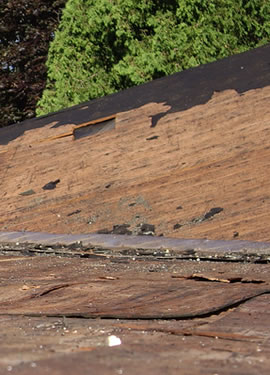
1, 236, 270, 374
1, 44, 270, 240
1, 44, 270, 374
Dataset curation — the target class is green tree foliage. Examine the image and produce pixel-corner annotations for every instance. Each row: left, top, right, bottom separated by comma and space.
0, 0, 66, 127
37, 0, 270, 116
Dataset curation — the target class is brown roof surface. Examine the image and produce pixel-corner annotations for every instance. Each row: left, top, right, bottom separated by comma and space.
1, 45, 270, 240
0, 246, 270, 374
1, 44, 270, 374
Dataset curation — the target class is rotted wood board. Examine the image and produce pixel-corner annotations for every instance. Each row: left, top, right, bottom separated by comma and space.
0, 256, 269, 318
0, 253, 270, 374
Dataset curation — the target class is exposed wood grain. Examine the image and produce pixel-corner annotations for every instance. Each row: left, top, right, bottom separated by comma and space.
0, 256, 269, 318
1, 45, 270, 375
1, 87, 270, 241
0, 257, 270, 374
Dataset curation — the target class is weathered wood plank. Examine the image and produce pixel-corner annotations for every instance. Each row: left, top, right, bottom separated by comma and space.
0, 254, 270, 374
1, 295, 270, 374
0, 256, 269, 318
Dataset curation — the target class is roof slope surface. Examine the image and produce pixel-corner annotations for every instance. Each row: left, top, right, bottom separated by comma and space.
1, 44, 270, 373
1, 44, 270, 240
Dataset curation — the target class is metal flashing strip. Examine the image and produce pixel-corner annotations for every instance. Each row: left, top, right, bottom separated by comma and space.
1, 231, 270, 261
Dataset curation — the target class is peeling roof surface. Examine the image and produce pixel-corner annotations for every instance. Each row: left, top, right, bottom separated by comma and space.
1, 44, 270, 374
1, 45, 270, 240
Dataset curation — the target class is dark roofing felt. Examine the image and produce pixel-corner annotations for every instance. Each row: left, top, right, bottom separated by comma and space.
1, 43, 270, 145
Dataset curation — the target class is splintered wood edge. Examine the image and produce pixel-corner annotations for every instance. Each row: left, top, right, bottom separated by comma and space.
37, 114, 117, 143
